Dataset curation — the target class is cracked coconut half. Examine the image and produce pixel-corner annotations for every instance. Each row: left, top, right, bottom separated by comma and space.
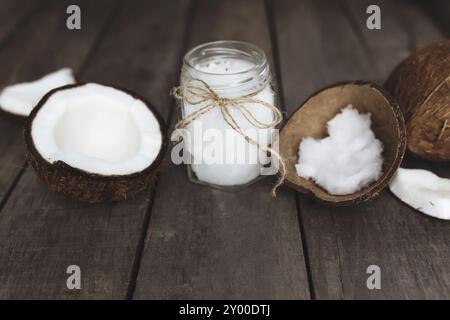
278, 82, 406, 205
24, 83, 167, 202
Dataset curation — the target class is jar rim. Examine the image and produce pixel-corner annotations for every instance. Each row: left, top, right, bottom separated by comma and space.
183, 40, 268, 76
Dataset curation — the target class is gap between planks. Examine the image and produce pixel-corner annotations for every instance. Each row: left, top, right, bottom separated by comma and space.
125, 0, 198, 300
0, 0, 124, 215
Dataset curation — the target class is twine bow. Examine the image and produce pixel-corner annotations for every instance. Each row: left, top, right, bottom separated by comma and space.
170, 78, 286, 196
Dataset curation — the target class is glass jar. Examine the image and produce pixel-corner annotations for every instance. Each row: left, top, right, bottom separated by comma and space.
178, 40, 278, 191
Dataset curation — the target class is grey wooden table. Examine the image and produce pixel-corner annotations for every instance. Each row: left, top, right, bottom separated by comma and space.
0, 0, 448, 299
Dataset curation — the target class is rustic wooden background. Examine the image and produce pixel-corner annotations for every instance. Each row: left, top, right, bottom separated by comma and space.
0, 0, 448, 299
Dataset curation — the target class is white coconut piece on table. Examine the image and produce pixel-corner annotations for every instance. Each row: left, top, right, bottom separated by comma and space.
0, 68, 75, 117
389, 168, 450, 220
296, 105, 384, 195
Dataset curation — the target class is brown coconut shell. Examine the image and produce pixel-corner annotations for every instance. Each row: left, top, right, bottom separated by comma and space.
385, 40, 450, 161
279, 81, 406, 205
24, 84, 168, 203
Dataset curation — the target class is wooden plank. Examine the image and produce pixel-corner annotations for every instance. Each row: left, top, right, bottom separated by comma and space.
0, 0, 120, 299
273, 0, 378, 300
0, 0, 190, 299
0, 0, 40, 46
0, 0, 117, 205
0, 0, 39, 203
420, 0, 450, 36
133, 0, 310, 299
342, 0, 449, 299
274, 0, 450, 299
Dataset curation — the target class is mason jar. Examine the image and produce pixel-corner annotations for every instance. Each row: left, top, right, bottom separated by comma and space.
177, 40, 279, 191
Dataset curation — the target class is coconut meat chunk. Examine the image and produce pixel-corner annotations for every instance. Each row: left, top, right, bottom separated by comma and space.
0, 68, 75, 116
389, 168, 450, 220
31, 83, 163, 176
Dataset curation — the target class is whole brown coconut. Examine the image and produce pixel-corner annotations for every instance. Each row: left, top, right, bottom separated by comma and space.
385, 40, 450, 161
279, 82, 406, 205
24, 83, 167, 203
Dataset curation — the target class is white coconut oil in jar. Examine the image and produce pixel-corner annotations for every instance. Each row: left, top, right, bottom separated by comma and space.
178, 40, 278, 190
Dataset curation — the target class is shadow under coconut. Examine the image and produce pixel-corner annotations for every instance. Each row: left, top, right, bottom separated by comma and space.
279, 81, 407, 206
402, 154, 450, 179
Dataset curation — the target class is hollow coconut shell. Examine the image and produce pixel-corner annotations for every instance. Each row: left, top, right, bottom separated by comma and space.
385, 40, 450, 161
278, 81, 406, 205
24, 84, 168, 203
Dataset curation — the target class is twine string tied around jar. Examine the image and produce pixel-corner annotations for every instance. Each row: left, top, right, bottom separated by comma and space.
170, 78, 285, 196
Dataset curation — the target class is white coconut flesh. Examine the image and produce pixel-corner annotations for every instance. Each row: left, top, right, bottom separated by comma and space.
389, 168, 450, 220
0, 68, 75, 116
31, 83, 163, 176
296, 106, 384, 195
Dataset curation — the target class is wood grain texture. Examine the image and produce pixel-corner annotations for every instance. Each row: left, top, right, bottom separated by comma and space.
0, 0, 117, 207
420, 0, 450, 36
0, 0, 447, 300
0, 0, 190, 299
133, 0, 310, 300
0, 0, 40, 46
0, 0, 120, 299
0, 0, 44, 206
274, 0, 450, 299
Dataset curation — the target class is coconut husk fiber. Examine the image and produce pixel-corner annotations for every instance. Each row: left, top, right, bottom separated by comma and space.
385, 40, 450, 161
